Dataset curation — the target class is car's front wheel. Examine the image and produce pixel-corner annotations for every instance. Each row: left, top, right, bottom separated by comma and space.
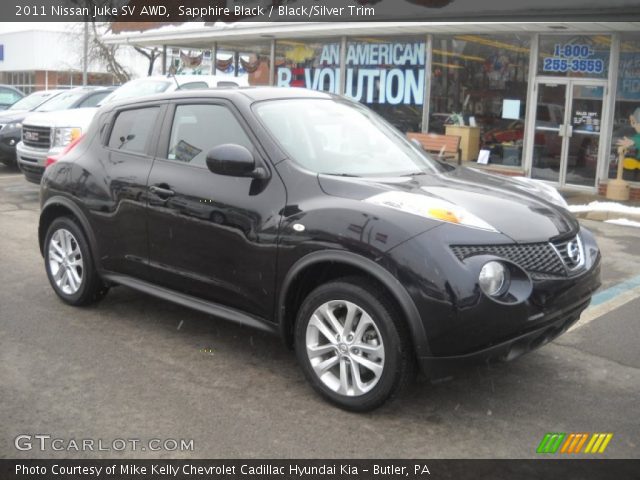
294, 278, 414, 411
44, 217, 108, 306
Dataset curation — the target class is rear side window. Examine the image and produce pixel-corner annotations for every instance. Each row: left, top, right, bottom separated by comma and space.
108, 107, 159, 154
178, 82, 208, 90
166, 104, 253, 166
79, 91, 110, 108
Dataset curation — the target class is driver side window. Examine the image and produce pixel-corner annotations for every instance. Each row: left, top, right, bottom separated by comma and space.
167, 104, 253, 167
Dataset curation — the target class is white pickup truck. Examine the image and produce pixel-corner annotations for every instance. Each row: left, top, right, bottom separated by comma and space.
18, 74, 247, 183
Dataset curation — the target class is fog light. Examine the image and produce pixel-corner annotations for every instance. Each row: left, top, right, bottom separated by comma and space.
479, 261, 508, 297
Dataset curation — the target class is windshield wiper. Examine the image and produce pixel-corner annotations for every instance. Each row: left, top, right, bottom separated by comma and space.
402, 171, 427, 177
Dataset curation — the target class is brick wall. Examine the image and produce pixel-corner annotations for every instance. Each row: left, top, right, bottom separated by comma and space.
598, 182, 640, 200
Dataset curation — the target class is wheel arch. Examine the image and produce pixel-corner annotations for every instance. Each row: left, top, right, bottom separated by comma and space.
39, 196, 99, 263
277, 250, 431, 357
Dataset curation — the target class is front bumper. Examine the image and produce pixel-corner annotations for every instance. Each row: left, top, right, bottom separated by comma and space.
382, 223, 601, 377
418, 296, 591, 379
0, 131, 20, 164
16, 142, 56, 184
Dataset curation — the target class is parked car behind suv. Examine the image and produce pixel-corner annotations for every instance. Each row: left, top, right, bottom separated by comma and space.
0, 89, 66, 167
39, 88, 601, 411
18, 75, 246, 183
0, 87, 112, 168
0, 84, 24, 110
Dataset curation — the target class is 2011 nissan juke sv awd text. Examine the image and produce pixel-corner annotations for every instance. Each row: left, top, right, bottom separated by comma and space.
39, 88, 601, 411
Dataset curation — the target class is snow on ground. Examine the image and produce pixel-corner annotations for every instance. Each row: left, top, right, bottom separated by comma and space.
604, 218, 640, 229
568, 201, 640, 216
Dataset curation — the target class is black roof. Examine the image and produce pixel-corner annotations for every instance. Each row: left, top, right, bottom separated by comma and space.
104, 87, 335, 111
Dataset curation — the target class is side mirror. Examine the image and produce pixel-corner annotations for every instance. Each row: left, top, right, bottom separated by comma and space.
410, 138, 424, 150
206, 144, 267, 179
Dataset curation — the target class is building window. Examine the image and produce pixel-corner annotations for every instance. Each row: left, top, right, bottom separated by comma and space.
430, 34, 531, 166
609, 34, 640, 182
345, 36, 425, 134
216, 43, 271, 86
538, 35, 610, 79
275, 38, 340, 94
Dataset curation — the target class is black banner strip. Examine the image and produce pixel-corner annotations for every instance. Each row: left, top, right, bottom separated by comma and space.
2, 459, 639, 480
4, 0, 640, 23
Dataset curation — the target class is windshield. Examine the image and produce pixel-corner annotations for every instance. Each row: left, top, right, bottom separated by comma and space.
8, 92, 56, 111
254, 99, 444, 177
100, 80, 172, 105
35, 90, 86, 112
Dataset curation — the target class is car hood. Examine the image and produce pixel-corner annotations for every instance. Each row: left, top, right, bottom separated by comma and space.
22, 107, 98, 129
0, 111, 27, 123
318, 166, 578, 243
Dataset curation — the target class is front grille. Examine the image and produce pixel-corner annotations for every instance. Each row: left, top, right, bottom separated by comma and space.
551, 236, 584, 271
451, 243, 565, 276
22, 125, 51, 149
451, 235, 584, 277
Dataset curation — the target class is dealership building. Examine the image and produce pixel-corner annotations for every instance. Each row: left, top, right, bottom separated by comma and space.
104, 21, 640, 198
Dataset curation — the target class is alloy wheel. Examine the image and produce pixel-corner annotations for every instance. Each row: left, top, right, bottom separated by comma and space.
305, 300, 385, 396
48, 228, 84, 295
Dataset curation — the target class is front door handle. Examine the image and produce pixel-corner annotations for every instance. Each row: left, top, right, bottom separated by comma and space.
149, 185, 175, 198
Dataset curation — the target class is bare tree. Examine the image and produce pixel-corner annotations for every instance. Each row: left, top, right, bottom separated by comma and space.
87, 22, 131, 84
133, 46, 161, 76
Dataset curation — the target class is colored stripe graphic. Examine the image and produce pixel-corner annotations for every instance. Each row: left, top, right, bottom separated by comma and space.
537, 433, 566, 453
538, 433, 613, 454
560, 433, 589, 453
585, 433, 614, 454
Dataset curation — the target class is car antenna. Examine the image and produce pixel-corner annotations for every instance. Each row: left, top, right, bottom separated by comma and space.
167, 69, 180, 90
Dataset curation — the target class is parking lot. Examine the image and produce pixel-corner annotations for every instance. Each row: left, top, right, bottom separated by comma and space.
0, 165, 639, 459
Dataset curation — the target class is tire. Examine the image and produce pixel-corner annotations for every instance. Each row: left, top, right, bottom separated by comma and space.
0, 156, 17, 168
294, 277, 415, 412
44, 216, 108, 306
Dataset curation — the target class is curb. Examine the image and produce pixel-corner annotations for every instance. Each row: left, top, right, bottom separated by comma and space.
572, 210, 640, 223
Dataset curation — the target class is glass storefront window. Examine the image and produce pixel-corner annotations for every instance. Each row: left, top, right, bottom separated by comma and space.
431, 34, 530, 166
216, 43, 271, 86
538, 35, 610, 79
345, 36, 426, 133
275, 38, 340, 93
609, 34, 640, 182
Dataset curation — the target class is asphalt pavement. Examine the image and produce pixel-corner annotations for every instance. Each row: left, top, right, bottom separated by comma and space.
0, 165, 638, 459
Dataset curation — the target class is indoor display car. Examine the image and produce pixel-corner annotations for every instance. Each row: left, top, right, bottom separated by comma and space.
38, 88, 601, 411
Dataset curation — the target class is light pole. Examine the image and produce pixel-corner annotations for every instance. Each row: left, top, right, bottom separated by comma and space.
82, 22, 88, 86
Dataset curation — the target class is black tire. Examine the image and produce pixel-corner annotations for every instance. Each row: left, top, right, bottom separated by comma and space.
0, 156, 17, 168
294, 277, 415, 412
44, 216, 108, 306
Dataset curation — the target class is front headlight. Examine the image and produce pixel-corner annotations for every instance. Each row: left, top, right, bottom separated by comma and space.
53, 127, 82, 148
364, 191, 497, 231
3, 122, 21, 131
479, 261, 508, 297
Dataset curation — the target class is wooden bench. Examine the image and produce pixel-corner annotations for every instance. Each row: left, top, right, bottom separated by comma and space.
407, 132, 462, 164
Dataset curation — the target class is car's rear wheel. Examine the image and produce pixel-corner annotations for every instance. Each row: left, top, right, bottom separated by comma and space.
44, 217, 108, 306
294, 277, 414, 411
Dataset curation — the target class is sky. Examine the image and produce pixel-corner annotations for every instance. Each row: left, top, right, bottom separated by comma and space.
0, 22, 72, 34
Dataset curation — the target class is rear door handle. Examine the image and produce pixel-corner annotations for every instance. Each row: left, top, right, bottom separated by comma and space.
149, 185, 175, 198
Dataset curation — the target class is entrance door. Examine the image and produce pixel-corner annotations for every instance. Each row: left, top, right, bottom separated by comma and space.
530, 80, 606, 188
